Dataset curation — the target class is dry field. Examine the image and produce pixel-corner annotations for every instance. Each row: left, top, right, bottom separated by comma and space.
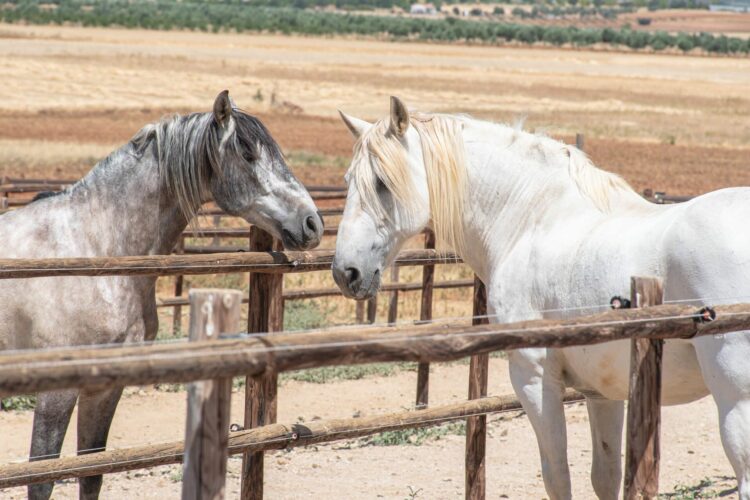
0, 23, 749, 499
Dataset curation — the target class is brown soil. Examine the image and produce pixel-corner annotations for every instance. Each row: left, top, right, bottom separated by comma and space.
1, 109, 748, 197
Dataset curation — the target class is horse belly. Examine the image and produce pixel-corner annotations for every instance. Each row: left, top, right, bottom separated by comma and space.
562, 339, 708, 405
0, 275, 154, 351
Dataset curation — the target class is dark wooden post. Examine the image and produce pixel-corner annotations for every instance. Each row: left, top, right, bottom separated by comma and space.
575, 133, 585, 151
211, 215, 221, 246
182, 289, 242, 500
355, 301, 365, 323
624, 276, 664, 500
173, 235, 186, 335
366, 296, 378, 324
387, 266, 400, 324
465, 276, 489, 500
416, 229, 436, 408
241, 228, 283, 500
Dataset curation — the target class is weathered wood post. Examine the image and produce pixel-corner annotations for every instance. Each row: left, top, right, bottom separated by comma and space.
416, 229, 436, 408
465, 275, 489, 500
241, 227, 283, 500
211, 215, 221, 246
182, 288, 242, 500
366, 295, 378, 324
387, 266, 400, 324
355, 300, 365, 323
575, 133, 585, 151
173, 235, 186, 335
624, 276, 664, 500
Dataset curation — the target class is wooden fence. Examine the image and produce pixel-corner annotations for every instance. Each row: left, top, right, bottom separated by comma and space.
0, 173, 708, 498
0, 246, 741, 498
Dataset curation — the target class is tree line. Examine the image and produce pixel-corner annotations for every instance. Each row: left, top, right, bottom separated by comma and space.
2, 1, 748, 55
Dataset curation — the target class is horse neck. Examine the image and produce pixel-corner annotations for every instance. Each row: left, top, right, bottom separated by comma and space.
71, 141, 189, 257
456, 125, 649, 282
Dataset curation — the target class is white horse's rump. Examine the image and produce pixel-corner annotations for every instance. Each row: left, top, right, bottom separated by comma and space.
332, 97, 750, 499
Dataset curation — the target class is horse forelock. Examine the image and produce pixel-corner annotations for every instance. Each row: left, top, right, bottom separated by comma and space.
349, 114, 468, 255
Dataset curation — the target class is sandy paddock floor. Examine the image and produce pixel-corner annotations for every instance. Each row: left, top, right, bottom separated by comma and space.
0, 359, 739, 498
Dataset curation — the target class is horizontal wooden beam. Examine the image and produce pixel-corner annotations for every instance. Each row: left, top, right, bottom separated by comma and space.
0, 249, 460, 280
157, 279, 475, 307
0, 390, 585, 488
195, 207, 343, 217
0, 302, 745, 398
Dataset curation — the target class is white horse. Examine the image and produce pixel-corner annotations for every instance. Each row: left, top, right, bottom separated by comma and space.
331, 97, 750, 499
0, 91, 323, 499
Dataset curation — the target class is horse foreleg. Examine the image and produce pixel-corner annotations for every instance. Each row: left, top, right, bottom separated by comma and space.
509, 349, 571, 500
28, 389, 78, 500
76, 387, 124, 500
586, 398, 624, 500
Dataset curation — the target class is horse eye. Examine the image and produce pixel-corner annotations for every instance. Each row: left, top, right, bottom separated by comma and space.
375, 177, 388, 194
242, 151, 255, 163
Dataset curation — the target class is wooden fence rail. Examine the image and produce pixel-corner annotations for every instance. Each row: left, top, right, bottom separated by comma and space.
0, 390, 585, 489
0, 301, 742, 398
156, 279, 474, 308
0, 249, 459, 279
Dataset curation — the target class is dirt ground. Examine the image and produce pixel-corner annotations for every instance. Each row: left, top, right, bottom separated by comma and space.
0, 360, 739, 499
1, 24, 749, 498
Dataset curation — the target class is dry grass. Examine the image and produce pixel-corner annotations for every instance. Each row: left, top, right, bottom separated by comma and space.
0, 24, 749, 148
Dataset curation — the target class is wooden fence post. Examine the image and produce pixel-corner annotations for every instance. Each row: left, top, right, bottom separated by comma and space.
624, 276, 664, 500
173, 235, 186, 335
366, 296, 378, 324
241, 228, 283, 500
576, 133, 585, 151
465, 276, 489, 500
416, 230, 436, 408
355, 300, 365, 323
182, 288, 242, 500
387, 266, 400, 324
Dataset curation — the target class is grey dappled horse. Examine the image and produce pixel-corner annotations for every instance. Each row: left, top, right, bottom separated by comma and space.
0, 91, 323, 499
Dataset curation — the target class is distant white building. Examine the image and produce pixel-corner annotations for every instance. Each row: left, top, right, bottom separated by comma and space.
410, 3, 437, 15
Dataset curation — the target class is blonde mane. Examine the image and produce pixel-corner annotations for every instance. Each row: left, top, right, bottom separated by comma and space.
350, 113, 468, 254
350, 111, 641, 256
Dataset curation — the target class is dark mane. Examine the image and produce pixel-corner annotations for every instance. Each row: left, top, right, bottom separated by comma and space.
30, 191, 63, 203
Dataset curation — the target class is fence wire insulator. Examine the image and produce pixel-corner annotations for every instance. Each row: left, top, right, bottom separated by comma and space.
694, 306, 717, 324
610, 296, 632, 310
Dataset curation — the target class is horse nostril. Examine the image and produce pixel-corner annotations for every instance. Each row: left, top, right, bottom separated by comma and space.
317, 211, 325, 229
344, 267, 360, 286
305, 215, 318, 234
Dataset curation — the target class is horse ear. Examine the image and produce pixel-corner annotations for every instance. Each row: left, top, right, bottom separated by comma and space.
338, 110, 370, 139
213, 90, 232, 127
389, 96, 409, 137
